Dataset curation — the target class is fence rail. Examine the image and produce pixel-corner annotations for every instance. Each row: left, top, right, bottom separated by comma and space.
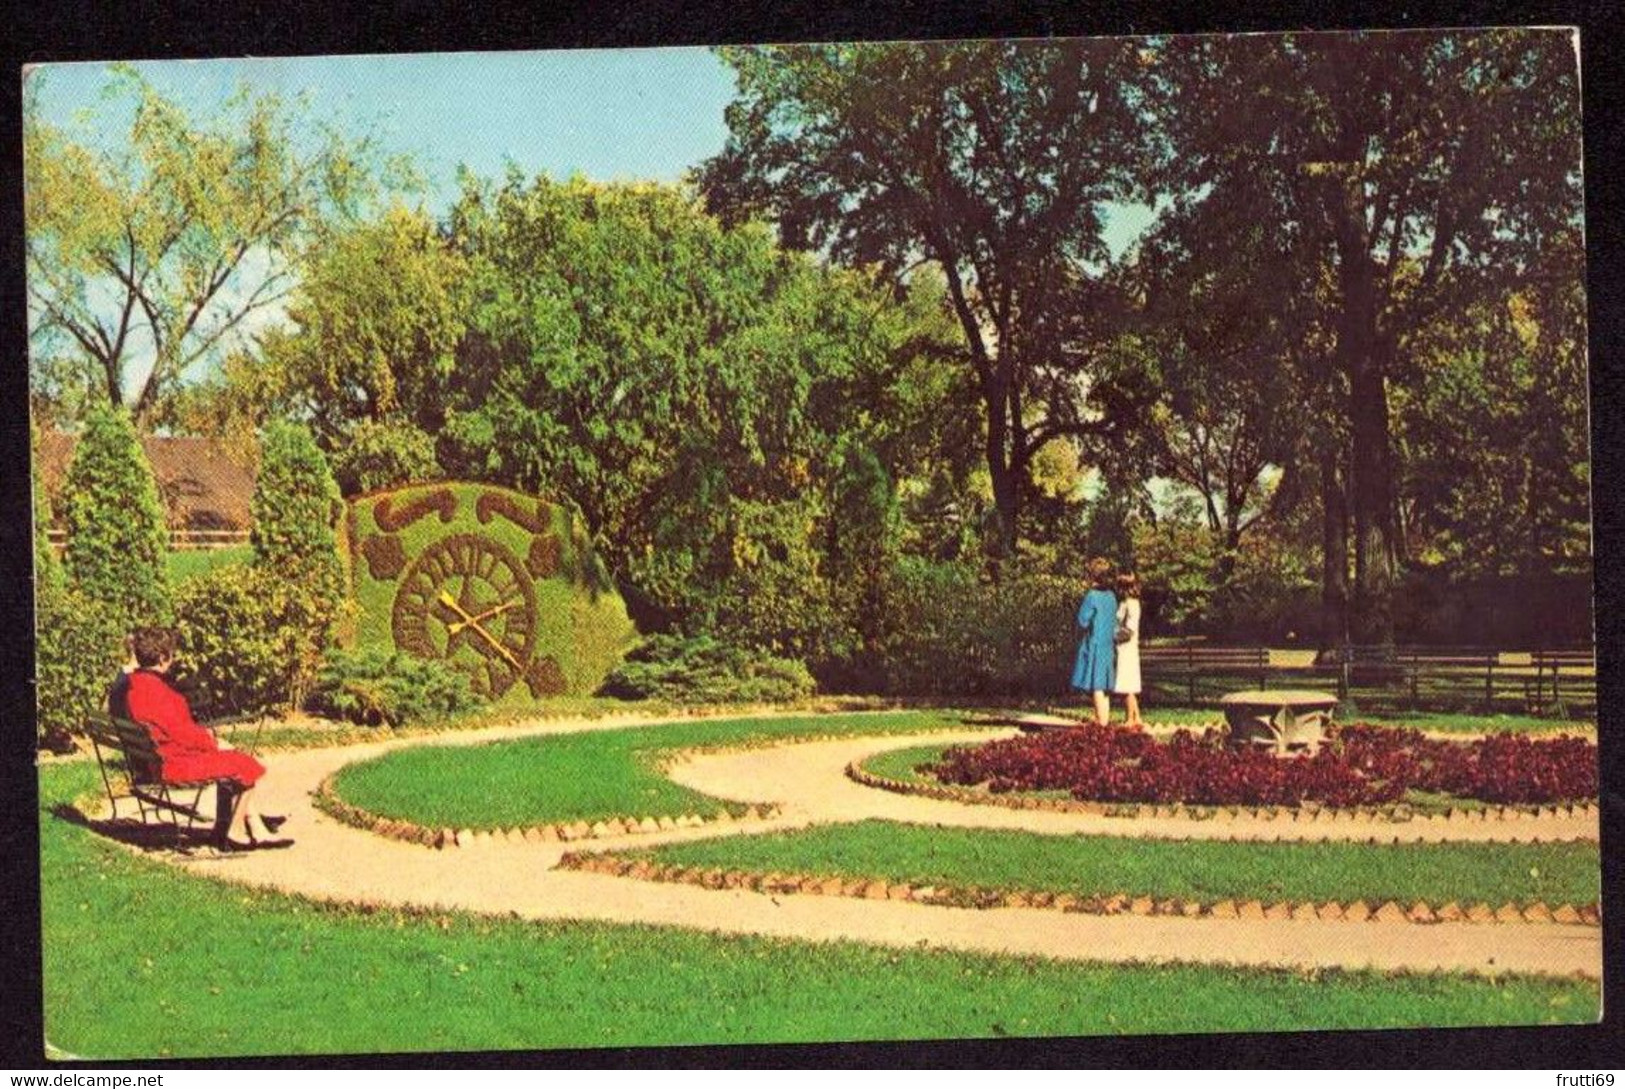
46, 528, 250, 551
1140, 641, 1595, 716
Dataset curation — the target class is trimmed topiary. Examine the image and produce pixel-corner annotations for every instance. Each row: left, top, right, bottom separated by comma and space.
346, 482, 637, 701
251, 419, 345, 606
60, 403, 171, 628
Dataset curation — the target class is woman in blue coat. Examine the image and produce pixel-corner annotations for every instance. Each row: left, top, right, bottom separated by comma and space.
1070, 557, 1118, 725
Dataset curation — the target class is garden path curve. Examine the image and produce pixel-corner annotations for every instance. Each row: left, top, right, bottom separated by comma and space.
124, 713, 1601, 981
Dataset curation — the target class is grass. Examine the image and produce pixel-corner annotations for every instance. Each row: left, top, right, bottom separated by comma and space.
327, 705, 1594, 832
612, 819, 1600, 909
166, 546, 252, 584
36, 762, 1600, 1059
329, 709, 969, 829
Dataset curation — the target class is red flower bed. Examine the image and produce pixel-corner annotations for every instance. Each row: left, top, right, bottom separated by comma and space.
925, 723, 1596, 808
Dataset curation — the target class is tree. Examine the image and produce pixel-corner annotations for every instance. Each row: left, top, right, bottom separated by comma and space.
261, 203, 469, 444
23, 64, 407, 425
60, 403, 171, 628
440, 173, 963, 653
699, 40, 1160, 560
1148, 29, 1583, 644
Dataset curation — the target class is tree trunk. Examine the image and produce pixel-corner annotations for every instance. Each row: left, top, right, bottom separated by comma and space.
1329, 180, 1398, 648
1317, 445, 1350, 658
982, 377, 1020, 566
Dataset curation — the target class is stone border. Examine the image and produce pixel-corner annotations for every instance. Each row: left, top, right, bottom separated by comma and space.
847, 759, 1600, 833
557, 851, 1602, 928
312, 774, 781, 849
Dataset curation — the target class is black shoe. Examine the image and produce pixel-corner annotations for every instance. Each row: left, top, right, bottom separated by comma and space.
244, 824, 294, 850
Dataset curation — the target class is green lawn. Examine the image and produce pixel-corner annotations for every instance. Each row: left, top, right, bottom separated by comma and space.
37, 762, 1600, 1059
329, 709, 971, 828
327, 706, 1594, 832
166, 546, 252, 583
611, 818, 1599, 909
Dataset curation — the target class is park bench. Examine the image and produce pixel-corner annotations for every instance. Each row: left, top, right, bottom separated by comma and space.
84, 713, 244, 842
1140, 642, 1270, 705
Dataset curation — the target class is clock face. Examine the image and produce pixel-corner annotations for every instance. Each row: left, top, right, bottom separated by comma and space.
391, 534, 540, 698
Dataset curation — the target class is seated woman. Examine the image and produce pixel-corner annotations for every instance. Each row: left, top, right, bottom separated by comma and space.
123, 626, 290, 851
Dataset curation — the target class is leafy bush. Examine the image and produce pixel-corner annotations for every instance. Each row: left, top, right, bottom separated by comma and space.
598, 634, 815, 704
329, 419, 441, 496
60, 403, 171, 628
34, 579, 125, 751
171, 565, 329, 717
868, 559, 1076, 697
307, 647, 478, 727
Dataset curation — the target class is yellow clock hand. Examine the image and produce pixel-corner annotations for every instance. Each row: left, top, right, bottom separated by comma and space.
448, 598, 520, 635
438, 590, 523, 670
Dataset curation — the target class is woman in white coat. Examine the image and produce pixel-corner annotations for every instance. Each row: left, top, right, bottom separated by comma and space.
1113, 572, 1145, 729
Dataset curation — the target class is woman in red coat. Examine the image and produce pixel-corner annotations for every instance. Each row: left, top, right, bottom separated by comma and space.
124, 627, 290, 850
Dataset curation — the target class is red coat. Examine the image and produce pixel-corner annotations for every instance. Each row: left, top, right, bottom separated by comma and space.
125, 670, 265, 788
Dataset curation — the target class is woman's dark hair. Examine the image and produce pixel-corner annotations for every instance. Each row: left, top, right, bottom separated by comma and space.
1087, 557, 1113, 590
1116, 571, 1142, 598
130, 626, 179, 669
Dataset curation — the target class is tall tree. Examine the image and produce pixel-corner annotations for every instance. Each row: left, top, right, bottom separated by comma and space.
440, 173, 963, 648
1150, 29, 1583, 644
699, 40, 1160, 560
23, 64, 406, 425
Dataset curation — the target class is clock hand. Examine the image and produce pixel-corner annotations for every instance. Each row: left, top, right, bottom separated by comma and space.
437, 590, 524, 671
448, 598, 521, 635
437, 589, 475, 622
464, 618, 526, 671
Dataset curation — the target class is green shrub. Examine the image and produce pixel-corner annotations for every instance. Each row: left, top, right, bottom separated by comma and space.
32, 423, 64, 597
871, 559, 1076, 697
171, 565, 328, 717
329, 419, 441, 496
60, 404, 170, 628
251, 420, 344, 607
307, 647, 479, 727
599, 634, 815, 704
34, 579, 125, 751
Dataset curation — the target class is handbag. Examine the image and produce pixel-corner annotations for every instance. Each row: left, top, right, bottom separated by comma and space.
1114, 621, 1132, 645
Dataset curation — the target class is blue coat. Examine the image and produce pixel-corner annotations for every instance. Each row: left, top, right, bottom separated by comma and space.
1070, 588, 1118, 692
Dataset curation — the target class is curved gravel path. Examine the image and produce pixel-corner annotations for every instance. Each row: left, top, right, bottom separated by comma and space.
107, 714, 1601, 980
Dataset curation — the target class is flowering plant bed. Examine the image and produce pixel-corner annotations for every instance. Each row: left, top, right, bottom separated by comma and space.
925, 724, 1597, 809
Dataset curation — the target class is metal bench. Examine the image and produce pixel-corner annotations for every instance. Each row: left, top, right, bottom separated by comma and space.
84, 714, 241, 843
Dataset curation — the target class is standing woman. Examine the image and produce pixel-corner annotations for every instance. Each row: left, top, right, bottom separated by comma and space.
1070, 557, 1118, 726
1114, 571, 1145, 729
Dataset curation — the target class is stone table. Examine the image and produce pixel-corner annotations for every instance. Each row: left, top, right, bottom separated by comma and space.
1219, 689, 1337, 755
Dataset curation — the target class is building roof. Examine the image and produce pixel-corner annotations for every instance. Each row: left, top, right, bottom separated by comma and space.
37, 430, 257, 533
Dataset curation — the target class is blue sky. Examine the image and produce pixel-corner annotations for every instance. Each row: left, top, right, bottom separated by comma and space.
27, 49, 1156, 253
27, 48, 740, 196
25, 49, 1157, 398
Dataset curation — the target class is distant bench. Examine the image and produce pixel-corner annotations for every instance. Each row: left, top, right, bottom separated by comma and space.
1140, 642, 1594, 714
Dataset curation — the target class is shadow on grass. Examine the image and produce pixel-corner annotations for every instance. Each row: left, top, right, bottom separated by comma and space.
47, 801, 225, 857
